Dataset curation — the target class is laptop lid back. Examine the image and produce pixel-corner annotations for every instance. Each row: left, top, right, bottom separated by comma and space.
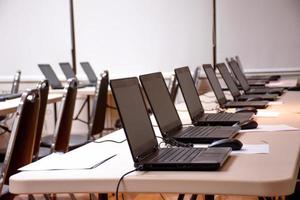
110, 78, 158, 163
80, 62, 98, 84
59, 63, 76, 79
216, 63, 241, 98
139, 72, 182, 135
227, 60, 250, 91
202, 64, 227, 106
174, 67, 205, 121
38, 64, 63, 89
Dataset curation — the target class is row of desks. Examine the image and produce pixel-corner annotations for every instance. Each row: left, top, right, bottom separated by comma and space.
5, 90, 300, 197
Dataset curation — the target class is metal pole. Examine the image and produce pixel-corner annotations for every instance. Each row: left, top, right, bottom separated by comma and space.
70, 0, 77, 74
212, 0, 217, 70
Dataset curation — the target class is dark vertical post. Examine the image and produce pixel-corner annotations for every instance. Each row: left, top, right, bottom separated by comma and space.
70, 0, 77, 74
212, 0, 217, 70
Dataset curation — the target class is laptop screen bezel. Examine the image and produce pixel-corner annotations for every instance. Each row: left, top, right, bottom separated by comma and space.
110, 77, 158, 163
59, 63, 76, 80
228, 60, 250, 91
80, 62, 98, 84
202, 64, 228, 106
139, 72, 183, 136
38, 64, 63, 89
174, 66, 205, 122
216, 63, 241, 98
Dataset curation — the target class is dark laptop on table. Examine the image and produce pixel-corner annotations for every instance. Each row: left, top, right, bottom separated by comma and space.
80, 62, 98, 86
110, 77, 231, 171
38, 64, 64, 89
59, 62, 95, 88
202, 64, 268, 109
139, 72, 240, 144
216, 63, 278, 101
0, 93, 22, 102
174, 66, 254, 126
234, 56, 280, 81
227, 60, 284, 95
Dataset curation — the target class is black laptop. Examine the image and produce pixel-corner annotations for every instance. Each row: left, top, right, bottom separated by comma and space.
59, 62, 95, 87
80, 62, 98, 86
216, 63, 278, 101
174, 66, 254, 126
110, 77, 231, 171
227, 60, 284, 95
202, 64, 268, 109
38, 64, 64, 89
234, 56, 280, 81
139, 72, 240, 144
0, 93, 22, 102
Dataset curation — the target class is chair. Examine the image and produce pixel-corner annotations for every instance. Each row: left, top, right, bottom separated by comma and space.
169, 74, 179, 103
0, 89, 40, 200
0, 70, 22, 133
40, 79, 78, 153
88, 71, 110, 139
192, 66, 202, 92
32, 80, 51, 160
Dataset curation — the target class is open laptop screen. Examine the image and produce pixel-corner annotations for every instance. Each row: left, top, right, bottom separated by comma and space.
38, 64, 63, 89
80, 62, 98, 84
216, 63, 241, 98
202, 64, 227, 105
228, 60, 250, 91
110, 78, 158, 162
140, 72, 182, 134
59, 63, 76, 79
175, 67, 204, 120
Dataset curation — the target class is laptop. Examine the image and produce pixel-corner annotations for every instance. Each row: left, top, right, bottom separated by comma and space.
174, 66, 254, 126
139, 72, 240, 144
110, 77, 231, 171
80, 62, 98, 86
234, 56, 280, 81
225, 58, 267, 87
59, 62, 95, 87
202, 64, 268, 109
0, 93, 22, 102
38, 64, 64, 89
216, 63, 278, 101
227, 60, 284, 95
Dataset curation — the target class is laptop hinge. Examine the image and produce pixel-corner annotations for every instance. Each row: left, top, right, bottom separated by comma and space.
136, 145, 158, 162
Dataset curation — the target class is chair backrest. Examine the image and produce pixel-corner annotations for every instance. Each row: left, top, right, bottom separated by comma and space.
11, 70, 21, 94
89, 71, 109, 138
192, 66, 201, 91
33, 80, 49, 159
0, 89, 40, 191
169, 75, 179, 103
52, 78, 78, 153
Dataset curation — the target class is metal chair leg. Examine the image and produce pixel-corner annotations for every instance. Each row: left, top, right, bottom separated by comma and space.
190, 194, 198, 200
177, 194, 185, 200
204, 194, 214, 200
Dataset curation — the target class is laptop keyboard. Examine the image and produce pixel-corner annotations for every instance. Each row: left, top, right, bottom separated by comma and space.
180, 126, 217, 137
206, 113, 234, 121
157, 148, 204, 162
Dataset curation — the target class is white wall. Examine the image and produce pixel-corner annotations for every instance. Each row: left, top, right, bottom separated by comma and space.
0, 0, 212, 80
0, 0, 299, 81
217, 0, 300, 72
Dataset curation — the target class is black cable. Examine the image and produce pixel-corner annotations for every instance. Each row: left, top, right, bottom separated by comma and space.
156, 136, 193, 148
93, 139, 127, 144
116, 168, 140, 200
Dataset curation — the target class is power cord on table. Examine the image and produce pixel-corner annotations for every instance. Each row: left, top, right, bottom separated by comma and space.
115, 168, 141, 200
156, 136, 193, 147
92, 139, 127, 144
